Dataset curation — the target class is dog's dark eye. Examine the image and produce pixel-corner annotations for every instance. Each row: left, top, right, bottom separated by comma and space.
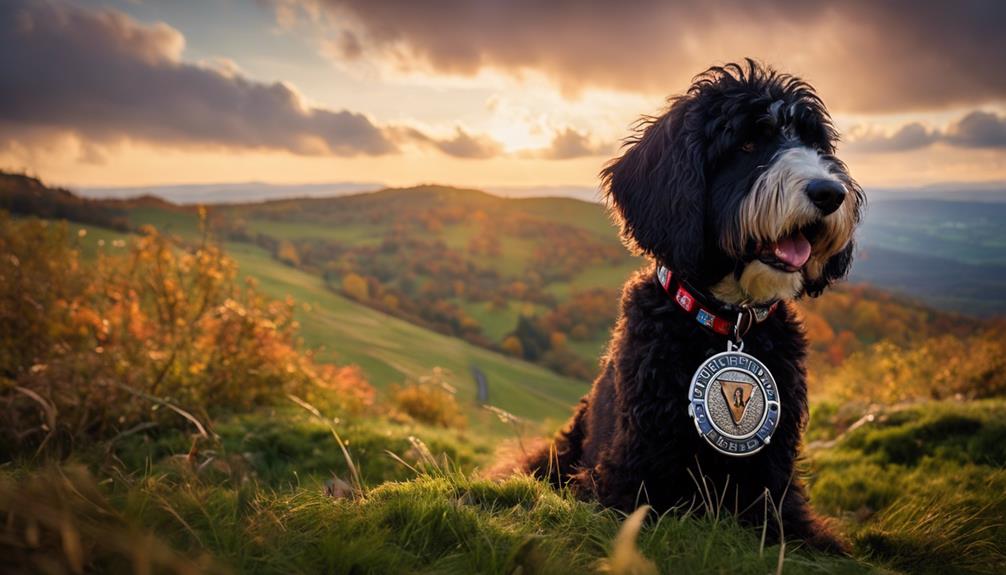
741, 141, 755, 153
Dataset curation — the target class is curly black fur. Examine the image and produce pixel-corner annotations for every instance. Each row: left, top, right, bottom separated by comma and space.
506, 60, 861, 553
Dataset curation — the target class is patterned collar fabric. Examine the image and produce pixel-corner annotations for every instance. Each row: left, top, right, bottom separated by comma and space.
655, 265, 778, 339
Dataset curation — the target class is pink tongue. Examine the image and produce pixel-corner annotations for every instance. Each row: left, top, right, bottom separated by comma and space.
772, 233, 812, 268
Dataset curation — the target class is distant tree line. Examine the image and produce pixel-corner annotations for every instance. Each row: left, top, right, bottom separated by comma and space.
0, 172, 130, 231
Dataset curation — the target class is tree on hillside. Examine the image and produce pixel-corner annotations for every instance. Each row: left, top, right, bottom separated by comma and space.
510, 315, 551, 361
342, 273, 369, 301
501, 336, 523, 357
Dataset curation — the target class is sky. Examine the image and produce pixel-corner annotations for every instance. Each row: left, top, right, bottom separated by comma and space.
1, 0, 1005, 192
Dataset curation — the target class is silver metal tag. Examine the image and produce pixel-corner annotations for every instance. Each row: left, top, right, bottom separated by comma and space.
687, 347, 780, 456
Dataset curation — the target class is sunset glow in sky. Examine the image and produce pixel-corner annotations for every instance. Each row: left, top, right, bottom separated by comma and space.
2, 0, 1005, 191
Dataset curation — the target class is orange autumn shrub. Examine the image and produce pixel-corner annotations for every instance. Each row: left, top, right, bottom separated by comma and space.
0, 214, 372, 453
390, 367, 466, 429
819, 329, 1006, 404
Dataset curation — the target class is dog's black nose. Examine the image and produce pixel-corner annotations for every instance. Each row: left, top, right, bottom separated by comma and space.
805, 179, 846, 215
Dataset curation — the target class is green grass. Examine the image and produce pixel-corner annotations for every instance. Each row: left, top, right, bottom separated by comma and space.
9, 398, 1006, 574
113, 473, 868, 575
806, 399, 1006, 574
109, 405, 495, 489
2, 449, 870, 575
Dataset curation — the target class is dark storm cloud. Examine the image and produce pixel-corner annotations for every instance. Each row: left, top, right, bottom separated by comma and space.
294, 0, 1006, 113
0, 0, 501, 159
846, 111, 1006, 153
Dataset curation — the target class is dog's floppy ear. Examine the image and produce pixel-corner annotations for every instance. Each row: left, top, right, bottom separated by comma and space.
601, 99, 706, 279
804, 240, 854, 297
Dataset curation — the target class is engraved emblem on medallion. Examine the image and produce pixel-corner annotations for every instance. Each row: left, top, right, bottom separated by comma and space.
687, 351, 780, 456
719, 374, 754, 425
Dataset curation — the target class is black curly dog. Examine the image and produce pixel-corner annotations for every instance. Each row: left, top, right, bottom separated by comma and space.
509, 61, 863, 553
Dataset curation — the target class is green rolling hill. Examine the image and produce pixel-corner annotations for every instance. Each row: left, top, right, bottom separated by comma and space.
69, 216, 588, 436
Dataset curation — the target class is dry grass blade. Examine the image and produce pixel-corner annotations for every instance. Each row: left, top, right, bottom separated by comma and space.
384, 449, 421, 475
759, 488, 769, 558
14, 385, 58, 456
483, 404, 531, 454
288, 394, 363, 493
112, 382, 210, 439
14, 385, 56, 428
104, 421, 160, 452
599, 505, 658, 575
153, 493, 205, 546
762, 488, 788, 575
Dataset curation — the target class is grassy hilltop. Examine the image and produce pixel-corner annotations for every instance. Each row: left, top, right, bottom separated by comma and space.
2, 172, 1006, 574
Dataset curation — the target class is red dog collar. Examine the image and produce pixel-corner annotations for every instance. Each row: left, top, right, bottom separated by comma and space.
656, 265, 778, 339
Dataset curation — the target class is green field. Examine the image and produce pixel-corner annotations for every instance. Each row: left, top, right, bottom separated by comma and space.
225, 241, 587, 429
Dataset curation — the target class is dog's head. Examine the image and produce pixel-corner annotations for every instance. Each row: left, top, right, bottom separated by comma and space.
602, 60, 863, 304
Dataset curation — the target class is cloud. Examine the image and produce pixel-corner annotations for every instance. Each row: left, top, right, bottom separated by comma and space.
846, 111, 1006, 153
283, 0, 1006, 113
320, 31, 364, 62
846, 123, 939, 153
533, 128, 611, 160
945, 111, 1006, 149
0, 0, 505, 161
430, 128, 503, 159
391, 126, 502, 159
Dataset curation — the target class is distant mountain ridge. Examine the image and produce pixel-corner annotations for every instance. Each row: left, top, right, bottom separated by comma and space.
77, 179, 1006, 205
81, 181, 385, 205
870, 182, 1006, 203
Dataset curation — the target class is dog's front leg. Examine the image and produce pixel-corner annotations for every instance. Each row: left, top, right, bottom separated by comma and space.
585, 349, 694, 512
588, 455, 647, 512
584, 418, 666, 513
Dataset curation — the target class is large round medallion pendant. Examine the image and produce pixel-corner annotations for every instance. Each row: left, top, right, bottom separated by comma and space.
687, 350, 780, 456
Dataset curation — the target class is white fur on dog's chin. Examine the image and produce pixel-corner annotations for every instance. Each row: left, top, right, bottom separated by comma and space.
711, 261, 804, 305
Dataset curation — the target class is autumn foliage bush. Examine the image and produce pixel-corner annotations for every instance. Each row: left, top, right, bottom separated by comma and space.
0, 214, 373, 453
820, 329, 1006, 404
390, 367, 467, 429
